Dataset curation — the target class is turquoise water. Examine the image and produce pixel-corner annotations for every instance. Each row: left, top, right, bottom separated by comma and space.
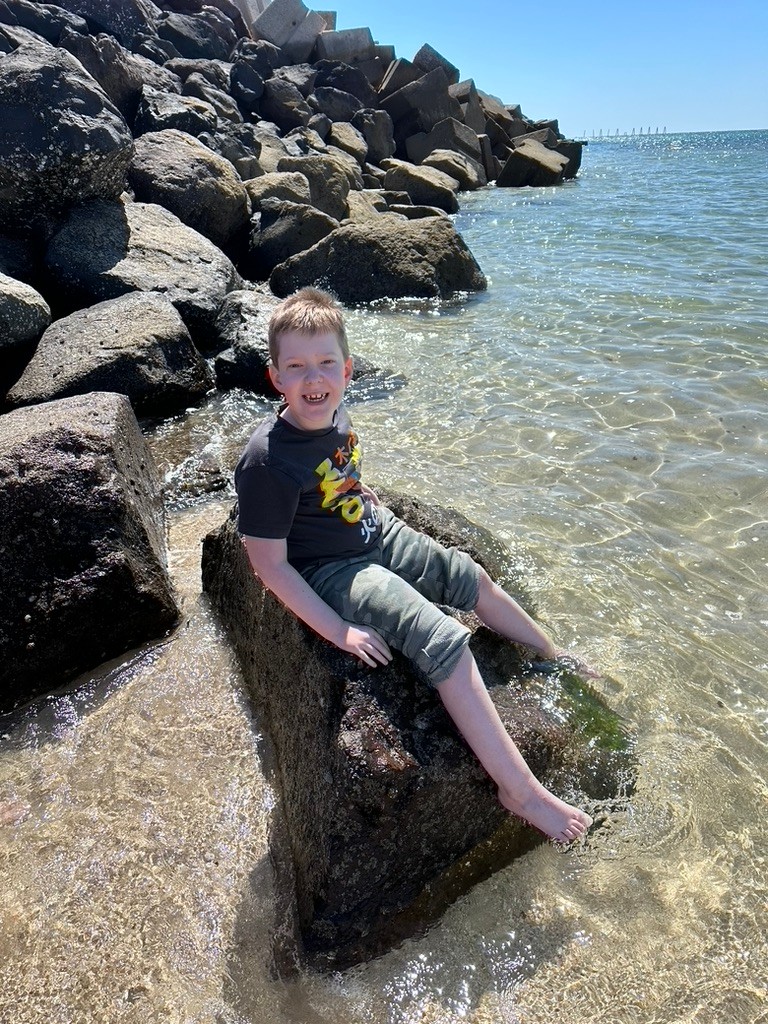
2, 131, 766, 1023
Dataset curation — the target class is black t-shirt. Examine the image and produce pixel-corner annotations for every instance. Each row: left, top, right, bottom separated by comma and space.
234, 405, 382, 571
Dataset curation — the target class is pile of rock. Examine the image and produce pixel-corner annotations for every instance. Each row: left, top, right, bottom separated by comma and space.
0, 0, 584, 416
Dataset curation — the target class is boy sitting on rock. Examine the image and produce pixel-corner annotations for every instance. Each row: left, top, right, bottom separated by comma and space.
235, 287, 595, 844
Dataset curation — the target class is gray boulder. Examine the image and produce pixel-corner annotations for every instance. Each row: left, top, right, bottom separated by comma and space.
243, 198, 338, 279
0, 37, 134, 233
52, 0, 159, 46
0, 271, 50, 354
201, 492, 633, 969
0, 0, 88, 43
128, 129, 250, 250
133, 84, 217, 136
313, 58, 378, 107
244, 170, 311, 211
129, 52, 183, 93
44, 198, 241, 340
164, 56, 232, 90
58, 26, 144, 121
350, 108, 395, 165
308, 85, 362, 123
270, 215, 486, 303
0, 391, 179, 714
554, 140, 584, 179
412, 42, 460, 86
276, 154, 351, 221
405, 116, 483, 166
6, 292, 213, 413
379, 67, 463, 152
271, 61, 316, 97
449, 79, 486, 135
259, 77, 313, 131
497, 138, 569, 188
155, 9, 235, 62
327, 122, 367, 165
422, 149, 486, 191
212, 287, 275, 392
197, 120, 264, 179
382, 159, 459, 213
182, 71, 242, 124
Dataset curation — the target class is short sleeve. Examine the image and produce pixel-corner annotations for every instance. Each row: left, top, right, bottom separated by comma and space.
235, 464, 300, 539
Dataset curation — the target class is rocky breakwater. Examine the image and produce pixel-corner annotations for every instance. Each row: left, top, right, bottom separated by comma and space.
202, 491, 634, 971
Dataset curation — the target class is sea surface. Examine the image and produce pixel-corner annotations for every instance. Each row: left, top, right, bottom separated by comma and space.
2, 130, 766, 1023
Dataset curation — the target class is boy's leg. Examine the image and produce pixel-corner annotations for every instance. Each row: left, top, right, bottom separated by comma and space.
436, 648, 593, 843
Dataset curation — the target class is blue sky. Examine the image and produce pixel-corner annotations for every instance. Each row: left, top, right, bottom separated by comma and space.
333, 0, 767, 137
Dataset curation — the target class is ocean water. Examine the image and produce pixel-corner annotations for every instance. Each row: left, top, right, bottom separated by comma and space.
2, 130, 766, 1023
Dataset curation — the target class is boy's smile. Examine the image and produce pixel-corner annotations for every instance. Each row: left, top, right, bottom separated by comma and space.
269, 330, 352, 432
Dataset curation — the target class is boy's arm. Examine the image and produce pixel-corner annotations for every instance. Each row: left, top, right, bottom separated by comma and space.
243, 536, 392, 668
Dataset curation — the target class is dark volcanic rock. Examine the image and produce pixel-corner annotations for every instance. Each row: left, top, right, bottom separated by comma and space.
211, 287, 275, 392
133, 84, 217, 136
59, 26, 145, 121
128, 129, 250, 250
198, 121, 264, 179
313, 59, 378, 106
44, 198, 241, 340
0, 37, 134, 233
182, 71, 242, 123
0, 271, 50, 353
164, 56, 232, 90
0, 0, 88, 43
0, 391, 179, 714
6, 291, 213, 413
243, 198, 338, 280
201, 494, 633, 969
54, 0, 159, 47
350, 108, 395, 165
155, 9, 235, 61
270, 215, 486, 303
259, 76, 313, 131
308, 85, 362, 123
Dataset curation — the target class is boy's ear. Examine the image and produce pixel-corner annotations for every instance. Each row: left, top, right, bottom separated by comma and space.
268, 363, 282, 393
344, 356, 353, 383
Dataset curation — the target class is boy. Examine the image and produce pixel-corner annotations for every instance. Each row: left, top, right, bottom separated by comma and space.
235, 288, 594, 844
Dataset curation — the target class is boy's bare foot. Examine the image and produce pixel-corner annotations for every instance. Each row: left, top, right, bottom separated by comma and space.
498, 778, 592, 844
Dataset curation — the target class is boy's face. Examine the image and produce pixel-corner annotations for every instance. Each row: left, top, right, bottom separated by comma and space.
269, 330, 353, 432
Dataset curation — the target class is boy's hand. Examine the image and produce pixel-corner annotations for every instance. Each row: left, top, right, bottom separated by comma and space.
360, 483, 380, 506
553, 649, 601, 679
337, 623, 392, 667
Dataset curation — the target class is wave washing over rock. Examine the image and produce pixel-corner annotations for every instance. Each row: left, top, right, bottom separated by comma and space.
0, 0, 625, 989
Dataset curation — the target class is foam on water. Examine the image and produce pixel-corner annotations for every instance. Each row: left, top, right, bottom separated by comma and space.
2, 131, 766, 1023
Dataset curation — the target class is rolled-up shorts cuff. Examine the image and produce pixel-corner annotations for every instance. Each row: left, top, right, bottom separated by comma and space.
415, 614, 473, 687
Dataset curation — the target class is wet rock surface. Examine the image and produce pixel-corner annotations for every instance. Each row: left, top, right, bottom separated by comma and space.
201, 492, 634, 970
0, 392, 179, 713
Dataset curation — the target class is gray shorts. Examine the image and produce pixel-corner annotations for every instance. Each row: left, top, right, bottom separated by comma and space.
301, 506, 481, 687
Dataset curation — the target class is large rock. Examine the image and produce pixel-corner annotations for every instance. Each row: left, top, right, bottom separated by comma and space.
0, 0, 89, 43
312, 58, 377, 107
422, 149, 486, 191
155, 9, 236, 61
327, 122, 367, 165
0, 391, 179, 713
350, 108, 395, 165
211, 287, 275, 392
243, 170, 310, 211
243, 198, 338, 279
182, 71, 242, 123
59, 26, 145, 121
270, 215, 486, 303
6, 292, 213, 413
405, 115, 483, 166
382, 159, 459, 213
379, 67, 462, 152
259, 76, 313, 131
128, 129, 250, 251
44, 198, 241, 340
412, 42, 460, 86
308, 85, 362, 123
49, 0, 159, 46
133, 84, 217, 136
276, 153, 351, 220
0, 37, 134, 233
201, 493, 634, 969
497, 138, 569, 188
0, 271, 50, 354
198, 120, 264, 179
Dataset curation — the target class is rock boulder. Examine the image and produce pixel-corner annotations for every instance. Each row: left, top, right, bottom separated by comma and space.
6, 291, 213, 413
0, 391, 179, 713
201, 492, 634, 969
270, 215, 486, 303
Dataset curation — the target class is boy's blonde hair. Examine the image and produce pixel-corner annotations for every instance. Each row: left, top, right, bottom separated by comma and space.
268, 288, 349, 366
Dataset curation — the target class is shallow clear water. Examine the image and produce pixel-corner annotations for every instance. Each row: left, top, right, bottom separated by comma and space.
2, 131, 767, 1023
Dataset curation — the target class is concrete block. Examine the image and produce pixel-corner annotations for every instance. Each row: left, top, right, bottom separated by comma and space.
252, 0, 310, 48
497, 139, 568, 188
233, 0, 269, 33
314, 27, 375, 64
412, 42, 460, 86
283, 9, 325, 62
377, 58, 421, 99
511, 128, 559, 149
316, 11, 336, 30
